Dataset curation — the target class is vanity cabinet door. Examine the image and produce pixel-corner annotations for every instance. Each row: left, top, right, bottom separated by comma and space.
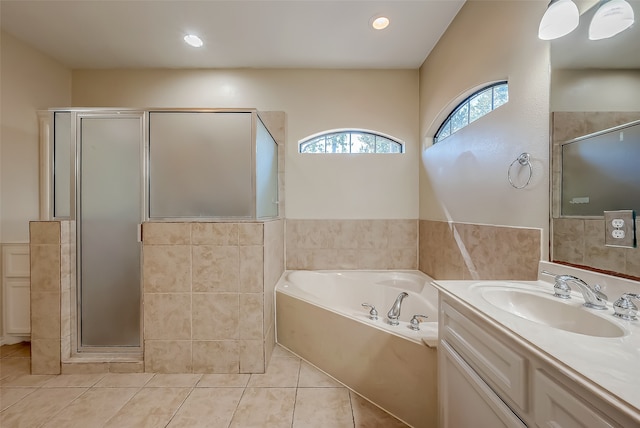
533, 370, 616, 428
440, 341, 527, 428
441, 301, 528, 412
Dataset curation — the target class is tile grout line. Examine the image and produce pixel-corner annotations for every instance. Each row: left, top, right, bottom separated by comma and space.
162, 383, 197, 427
348, 389, 357, 428
97, 384, 147, 427
226, 381, 249, 428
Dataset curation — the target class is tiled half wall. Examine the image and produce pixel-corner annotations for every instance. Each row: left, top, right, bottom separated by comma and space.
285, 219, 418, 270
418, 220, 542, 280
143, 220, 284, 374
29, 219, 284, 375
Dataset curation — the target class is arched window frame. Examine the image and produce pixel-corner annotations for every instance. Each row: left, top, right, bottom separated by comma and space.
298, 129, 404, 154
433, 81, 509, 144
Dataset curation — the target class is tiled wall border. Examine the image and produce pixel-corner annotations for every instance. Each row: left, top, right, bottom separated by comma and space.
285, 219, 418, 270
418, 220, 542, 280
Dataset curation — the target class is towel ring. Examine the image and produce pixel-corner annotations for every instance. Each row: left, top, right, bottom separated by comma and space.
508, 152, 532, 189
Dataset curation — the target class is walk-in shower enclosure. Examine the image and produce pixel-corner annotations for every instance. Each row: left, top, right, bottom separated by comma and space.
46, 109, 279, 352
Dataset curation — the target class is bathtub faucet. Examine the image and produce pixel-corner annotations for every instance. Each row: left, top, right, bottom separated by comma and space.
387, 292, 409, 326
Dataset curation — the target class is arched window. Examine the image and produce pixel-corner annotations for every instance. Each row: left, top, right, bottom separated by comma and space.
434, 81, 509, 144
299, 129, 404, 154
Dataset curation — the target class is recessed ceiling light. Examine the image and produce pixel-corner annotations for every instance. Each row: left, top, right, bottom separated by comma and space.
183, 34, 204, 48
371, 16, 390, 30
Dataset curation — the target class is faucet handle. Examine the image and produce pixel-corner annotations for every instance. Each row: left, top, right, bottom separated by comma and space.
553, 278, 572, 299
361, 303, 379, 321
409, 314, 429, 331
542, 270, 573, 299
593, 284, 608, 302
613, 293, 640, 321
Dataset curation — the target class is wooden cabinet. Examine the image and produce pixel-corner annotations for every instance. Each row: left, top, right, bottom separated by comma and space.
439, 340, 526, 428
439, 295, 636, 428
2, 244, 31, 338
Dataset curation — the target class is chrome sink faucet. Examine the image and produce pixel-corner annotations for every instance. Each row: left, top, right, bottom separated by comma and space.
541, 270, 608, 310
387, 292, 408, 326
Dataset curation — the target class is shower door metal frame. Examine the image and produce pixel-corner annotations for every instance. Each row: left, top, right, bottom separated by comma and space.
74, 110, 146, 354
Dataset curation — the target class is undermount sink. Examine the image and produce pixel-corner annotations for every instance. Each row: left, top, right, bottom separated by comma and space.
480, 287, 625, 338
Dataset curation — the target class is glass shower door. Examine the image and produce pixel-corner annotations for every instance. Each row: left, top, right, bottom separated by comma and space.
78, 114, 143, 348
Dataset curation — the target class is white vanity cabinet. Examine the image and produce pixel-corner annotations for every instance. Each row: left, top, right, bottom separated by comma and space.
438, 294, 637, 428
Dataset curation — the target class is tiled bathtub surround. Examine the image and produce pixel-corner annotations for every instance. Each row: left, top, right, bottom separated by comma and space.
418, 220, 542, 280
143, 220, 284, 374
285, 219, 418, 270
551, 112, 640, 279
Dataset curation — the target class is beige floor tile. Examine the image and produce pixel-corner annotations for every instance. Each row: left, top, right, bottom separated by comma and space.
293, 387, 353, 427
42, 373, 106, 388
0, 387, 88, 427
0, 387, 37, 411
103, 387, 191, 428
94, 372, 154, 388
230, 387, 296, 428
167, 387, 244, 427
145, 373, 203, 388
350, 392, 410, 428
298, 361, 343, 388
1, 374, 56, 387
42, 387, 139, 428
271, 345, 298, 359
0, 358, 31, 380
247, 356, 300, 387
197, 373, 250, 387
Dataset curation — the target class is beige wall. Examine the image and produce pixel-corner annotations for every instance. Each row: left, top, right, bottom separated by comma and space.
0, 31, 72, 243
418, 1, 550, 243
1, 31, 71, 342
72, 68, 420, 220
551, 69, 640, 112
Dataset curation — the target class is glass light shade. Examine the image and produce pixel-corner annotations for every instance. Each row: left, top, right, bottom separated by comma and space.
538, 0, 580, 40
589, 0, 635, 40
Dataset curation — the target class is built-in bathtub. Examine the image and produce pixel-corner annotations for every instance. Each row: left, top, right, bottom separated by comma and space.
275, 270, 438, 428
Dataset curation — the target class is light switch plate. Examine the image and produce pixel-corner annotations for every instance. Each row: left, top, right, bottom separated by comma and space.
604, 210, 636, 248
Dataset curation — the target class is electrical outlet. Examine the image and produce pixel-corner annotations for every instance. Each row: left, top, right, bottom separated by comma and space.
604, 210, 636, 248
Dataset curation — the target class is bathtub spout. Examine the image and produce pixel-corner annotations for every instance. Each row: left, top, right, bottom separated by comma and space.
387, 292, 409, 326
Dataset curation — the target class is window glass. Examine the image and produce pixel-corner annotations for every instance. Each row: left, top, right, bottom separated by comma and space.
299, 130, 403, 154
494, 84, 509, 108
469, 89, 492, 123
451, 103, 469, 133
434, 81, 509, 144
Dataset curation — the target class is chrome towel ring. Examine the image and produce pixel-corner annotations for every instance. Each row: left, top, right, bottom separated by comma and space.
508, 152, 532, 189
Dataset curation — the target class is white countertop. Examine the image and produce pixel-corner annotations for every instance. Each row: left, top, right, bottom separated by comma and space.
432, 278, 640, 419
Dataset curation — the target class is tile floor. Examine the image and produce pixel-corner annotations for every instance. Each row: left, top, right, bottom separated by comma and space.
1, 342, 409, 427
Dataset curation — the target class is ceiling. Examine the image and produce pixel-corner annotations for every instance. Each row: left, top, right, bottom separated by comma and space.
0, 0, 466, 70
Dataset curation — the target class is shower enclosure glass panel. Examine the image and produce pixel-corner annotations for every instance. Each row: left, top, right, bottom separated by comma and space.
256, 118, 278, 218
149, 112, 253, 218
79, 115, 142, 347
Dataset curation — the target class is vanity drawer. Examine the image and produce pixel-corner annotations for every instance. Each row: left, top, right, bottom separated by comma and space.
441, 300, 528, 412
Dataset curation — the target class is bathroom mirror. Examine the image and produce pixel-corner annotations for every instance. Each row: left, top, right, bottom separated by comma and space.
549, 0, 640, 278
560, 120, 640, 217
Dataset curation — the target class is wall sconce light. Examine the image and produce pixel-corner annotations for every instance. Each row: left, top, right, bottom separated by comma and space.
538, 0, 580, 40
589, 0, 635, 40
539, 0, 635, 41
